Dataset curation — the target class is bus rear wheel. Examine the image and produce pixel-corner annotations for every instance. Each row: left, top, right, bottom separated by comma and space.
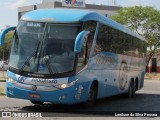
30, 100, 44, 105
126, 80, 135, 97
83, 83, 98, 107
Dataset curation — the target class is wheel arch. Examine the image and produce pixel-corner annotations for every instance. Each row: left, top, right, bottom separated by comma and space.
83, 79, 99, 107
92, 80, 98, 89
87, 79, 99, 95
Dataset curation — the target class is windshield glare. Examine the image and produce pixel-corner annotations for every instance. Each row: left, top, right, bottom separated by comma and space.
9, 21, 79, 74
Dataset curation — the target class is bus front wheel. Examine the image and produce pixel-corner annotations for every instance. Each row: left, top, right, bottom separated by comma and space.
30, 100, 44, 105
83, 83, 98, 107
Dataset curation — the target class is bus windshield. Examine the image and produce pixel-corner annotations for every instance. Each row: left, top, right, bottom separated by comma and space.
9, 21, 79, 74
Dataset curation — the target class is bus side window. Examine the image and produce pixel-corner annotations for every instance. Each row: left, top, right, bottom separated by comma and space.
77, 35, 93, 67
86, 35, 94, 59
94, 23, 107, 55
82, 20, 96, 58
77, 47, 85, 67
77, 21, 96, 63
76, 41, 87, 73
94, 41, 102, 55
76, 21, 96, 72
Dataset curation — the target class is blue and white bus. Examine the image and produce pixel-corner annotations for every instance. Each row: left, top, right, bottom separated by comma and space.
0, 9, 146, 106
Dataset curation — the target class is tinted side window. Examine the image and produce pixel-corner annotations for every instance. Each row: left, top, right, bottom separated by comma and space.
76, 21, 97, 72
95, 23, 132, 55
94, 24, 110, 54
94, 23, 146, 57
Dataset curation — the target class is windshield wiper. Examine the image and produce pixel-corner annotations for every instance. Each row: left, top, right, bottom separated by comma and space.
36, 24, 54, 74
34, 41, 41, 63
20, 41, 41, 71
20, 24, 55, 74
43, 56, 55, 74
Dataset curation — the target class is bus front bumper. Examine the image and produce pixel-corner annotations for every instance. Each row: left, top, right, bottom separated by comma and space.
6, 81, 89, 104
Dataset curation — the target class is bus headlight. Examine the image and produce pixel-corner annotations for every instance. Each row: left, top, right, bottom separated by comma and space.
60, 84, 67, 89
59, 79, 78, 89
6, 78, 17, 84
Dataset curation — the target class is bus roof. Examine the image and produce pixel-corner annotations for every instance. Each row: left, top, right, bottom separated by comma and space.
21, 9, 145, 40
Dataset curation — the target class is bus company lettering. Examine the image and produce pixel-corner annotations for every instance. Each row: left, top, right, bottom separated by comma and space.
27, 73, 44, 78
65, 0, 84, 6
31, 78, 58, 84
95, 55, 114, 64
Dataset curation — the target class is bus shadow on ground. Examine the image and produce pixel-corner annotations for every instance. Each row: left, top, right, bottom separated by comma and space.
20, 93, 160, 116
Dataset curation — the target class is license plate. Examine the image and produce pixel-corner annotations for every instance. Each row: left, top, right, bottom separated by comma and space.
29, 93, 40, 98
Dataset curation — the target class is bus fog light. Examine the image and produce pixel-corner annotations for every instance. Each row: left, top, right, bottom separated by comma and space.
75, 88, 78, 90
7, 87, 14, 95
59, 95, 66, 100
62, 95, 66, 99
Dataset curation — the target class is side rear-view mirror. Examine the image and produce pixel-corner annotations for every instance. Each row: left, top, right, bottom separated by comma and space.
74, 30, 90, 53
0, 27, 16, 46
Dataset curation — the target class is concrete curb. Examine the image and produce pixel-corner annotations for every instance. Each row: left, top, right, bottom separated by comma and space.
145, 78, 160, 80
0, 80, 6, 82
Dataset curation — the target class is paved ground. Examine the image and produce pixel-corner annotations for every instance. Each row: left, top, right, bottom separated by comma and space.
0, 71, 6, 77
0, 82, 5, 91
0, 71, 6, 80
0, 80, 159, 120
0, 80, 160, 120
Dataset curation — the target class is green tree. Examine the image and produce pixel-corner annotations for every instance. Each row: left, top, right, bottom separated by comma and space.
110, 6, 160, 65
0, 32, 13, 61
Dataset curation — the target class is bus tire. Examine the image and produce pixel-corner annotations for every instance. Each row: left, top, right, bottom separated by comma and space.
83, 83, 98, 107
126, 80, 135, 97
30, 100, 44, 105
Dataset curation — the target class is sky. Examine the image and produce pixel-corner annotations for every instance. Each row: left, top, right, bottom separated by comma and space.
0, 0, 160, 30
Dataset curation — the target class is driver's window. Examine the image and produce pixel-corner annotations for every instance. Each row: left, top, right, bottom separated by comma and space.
77, 45, 86, 67
76, 21, 97, 72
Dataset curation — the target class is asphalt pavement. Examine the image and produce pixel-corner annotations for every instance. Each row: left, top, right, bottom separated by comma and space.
0, 80, 160, 120
0, 71, 6, 76
0, 80, 160, 119
0, 80, 160, 110
0, 82, 5, 91
0, 71, 6, 82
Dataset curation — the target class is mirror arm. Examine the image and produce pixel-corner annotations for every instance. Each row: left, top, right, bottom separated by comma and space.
0, 27, 16, 46
74, 30, 90, 53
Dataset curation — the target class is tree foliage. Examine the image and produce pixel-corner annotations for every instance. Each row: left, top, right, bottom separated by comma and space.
110, 6, 160, 65
0, 32, 13, 61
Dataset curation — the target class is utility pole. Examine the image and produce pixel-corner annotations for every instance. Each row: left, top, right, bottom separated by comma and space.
2, 50, 4, 62
114, 0, 117, 6
108, 0, 116, 6
2, 49, 4, 77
